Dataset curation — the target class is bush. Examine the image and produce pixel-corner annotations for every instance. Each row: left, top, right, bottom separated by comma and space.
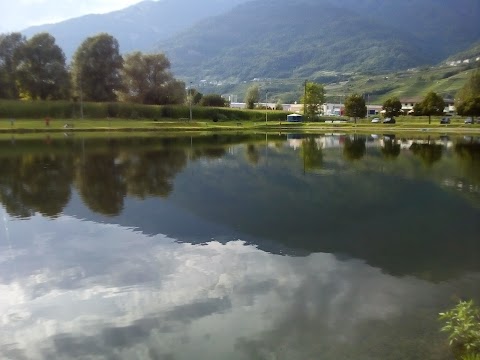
439, 300, 480, 358
0, 100, 290, 122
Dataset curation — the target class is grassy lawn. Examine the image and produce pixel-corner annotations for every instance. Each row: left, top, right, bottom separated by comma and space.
0, 116, 479, 135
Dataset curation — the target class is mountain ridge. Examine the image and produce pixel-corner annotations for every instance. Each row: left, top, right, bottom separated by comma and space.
21, 0, 248, 59
17, 0, 480, 81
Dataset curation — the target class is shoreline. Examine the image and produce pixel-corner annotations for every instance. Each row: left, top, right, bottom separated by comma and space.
1, 119, 480, 135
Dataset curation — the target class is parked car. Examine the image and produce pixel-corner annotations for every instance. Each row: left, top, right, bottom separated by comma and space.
383, 117, 396, 124
371, 117, 381, 123
440, 117, 451, 124
465, 117, 473, 124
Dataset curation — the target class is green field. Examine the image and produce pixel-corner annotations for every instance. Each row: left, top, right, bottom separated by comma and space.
1, 116, 479, 136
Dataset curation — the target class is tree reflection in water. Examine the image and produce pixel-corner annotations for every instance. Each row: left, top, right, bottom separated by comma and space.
343, 135, 366, 161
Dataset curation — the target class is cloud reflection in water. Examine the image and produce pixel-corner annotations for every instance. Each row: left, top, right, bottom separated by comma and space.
0, 213, 475, 360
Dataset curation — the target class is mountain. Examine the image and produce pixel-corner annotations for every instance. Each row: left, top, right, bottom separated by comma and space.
332, 0, 480, 61
19, 0, 480, 80
157, 0, 480, 80
21, 0, 248, 59
445, 42, 480, 64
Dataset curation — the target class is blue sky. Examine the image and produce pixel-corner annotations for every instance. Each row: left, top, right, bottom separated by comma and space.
1, 0, 149, 33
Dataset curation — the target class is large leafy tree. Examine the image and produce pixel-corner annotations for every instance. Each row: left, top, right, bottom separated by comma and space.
457, 69, 480, 103
456, 69, 480, 120
16, 33, 70, 100
382, 97, 402, 118
414, 91, 445, 124
0, 32, 25, 99
301, 82, 325, 119
72, 33, 123, 102
245, 85, 259, 109
119, 51, 184, 105
344, 93, 366, 123
457, 96, 480, 119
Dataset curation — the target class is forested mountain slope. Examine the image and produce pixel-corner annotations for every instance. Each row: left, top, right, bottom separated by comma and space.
159, 0, 480, 80
21, 0, 247, 59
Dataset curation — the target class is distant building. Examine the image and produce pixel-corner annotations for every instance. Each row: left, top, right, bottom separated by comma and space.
230, 102, 246, 109
284, 103, 303, 113
366, 105, 382, 116
400, 97, 423, 113
223, 94, 238, 103
322, 103, 344, 116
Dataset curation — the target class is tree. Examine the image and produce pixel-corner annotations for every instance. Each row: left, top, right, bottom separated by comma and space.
0, 32, 25, 99
414, 91, 445, 124
457, 96, 480, 119
119, 51, 185, 105
245, 85, 259, 109
72, 33, 123, 102
344, 93, 366, 123
188, 88, 203, 105
301, 81, 325, 119
456, 69, 480, 122
199, 94, 229, 107
15, 33, 70, 100
457, 69, 480, 103
382, 97, 402, 118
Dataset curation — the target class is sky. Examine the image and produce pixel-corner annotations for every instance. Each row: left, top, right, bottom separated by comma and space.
0, 0, 151, 33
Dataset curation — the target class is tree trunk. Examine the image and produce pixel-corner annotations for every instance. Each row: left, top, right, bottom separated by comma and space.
428, 115, 431, 124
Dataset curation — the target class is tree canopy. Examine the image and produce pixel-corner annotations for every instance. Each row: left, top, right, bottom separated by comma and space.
245, 85, 260, 109
0, 32, 25, 99
457, 69, 480, 102
457, 96, 480, 118
301, 82, 325, 119
344, 93, 366, 123
456, 69, 480, 119
119, 51, 184, 105
16, 33, 70, 100
72, 33, 123, 102
413, 91, 445, 124
382, 97, 402, 118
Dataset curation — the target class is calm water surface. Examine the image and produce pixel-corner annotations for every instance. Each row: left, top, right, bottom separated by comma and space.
0, 133, 479, 360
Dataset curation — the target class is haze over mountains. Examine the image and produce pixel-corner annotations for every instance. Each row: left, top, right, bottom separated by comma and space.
21, 0, 480, 81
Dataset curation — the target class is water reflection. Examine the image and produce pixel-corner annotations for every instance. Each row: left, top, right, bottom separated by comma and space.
1, 132, 480, 359
0, 214, 478, 360
2, 133, 480, 221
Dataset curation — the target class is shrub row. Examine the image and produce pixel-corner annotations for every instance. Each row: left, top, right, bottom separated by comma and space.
0, 100, 290, 122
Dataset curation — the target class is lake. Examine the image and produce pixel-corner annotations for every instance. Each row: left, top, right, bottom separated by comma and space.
0, 132, 479, 360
